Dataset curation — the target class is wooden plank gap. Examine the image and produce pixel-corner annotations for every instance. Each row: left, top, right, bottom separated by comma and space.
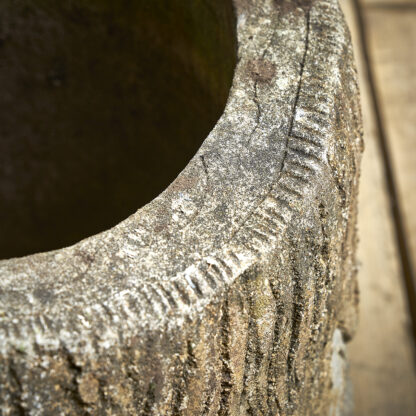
354, 0, 416, 349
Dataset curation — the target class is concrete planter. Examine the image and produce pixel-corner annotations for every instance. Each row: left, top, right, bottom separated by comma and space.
0, 0, 363, 414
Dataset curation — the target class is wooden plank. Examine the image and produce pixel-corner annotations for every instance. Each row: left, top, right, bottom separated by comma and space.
364, 2, 416, 303
340, 1, 416, 414
362, 0, 416, 8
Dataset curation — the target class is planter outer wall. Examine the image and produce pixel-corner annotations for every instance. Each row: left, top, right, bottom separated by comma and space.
0, 0, 363, 415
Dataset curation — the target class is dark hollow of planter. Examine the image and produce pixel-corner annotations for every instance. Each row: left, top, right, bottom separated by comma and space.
0, 0, 237, 259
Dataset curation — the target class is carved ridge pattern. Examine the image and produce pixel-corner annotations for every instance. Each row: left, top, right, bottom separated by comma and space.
127, 4, 353, 412
127, 1, 344, 324
0, 0, 361, 414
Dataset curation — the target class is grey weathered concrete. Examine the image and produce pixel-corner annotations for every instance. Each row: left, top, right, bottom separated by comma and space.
0, 0, 363, 414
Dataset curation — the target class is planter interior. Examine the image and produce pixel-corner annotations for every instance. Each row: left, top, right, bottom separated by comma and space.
0, 0, 236, 259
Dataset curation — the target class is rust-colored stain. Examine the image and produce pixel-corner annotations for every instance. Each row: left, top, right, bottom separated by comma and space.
247, 58, 276, 83
78, 373, 100, 404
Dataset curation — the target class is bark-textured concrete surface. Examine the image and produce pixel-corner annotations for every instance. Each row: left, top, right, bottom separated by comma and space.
0, 0, 363, 414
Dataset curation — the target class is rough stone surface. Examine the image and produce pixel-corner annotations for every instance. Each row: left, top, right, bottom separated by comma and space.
0, 0, 363, 415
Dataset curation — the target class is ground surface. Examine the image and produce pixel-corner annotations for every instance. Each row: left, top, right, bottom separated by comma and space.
340, 0, 416, 414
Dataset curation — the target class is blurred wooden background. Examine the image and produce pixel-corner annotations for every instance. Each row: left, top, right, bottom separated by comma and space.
340, 0, 416, 414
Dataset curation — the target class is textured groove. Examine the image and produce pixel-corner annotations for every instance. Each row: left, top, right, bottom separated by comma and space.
290, 133, 324, 149
282, 169, 310, 185
198, 265, 219, 290
287, 145, 322, 164
172, 281, 192, 306
188, 275, 205, 298
150, 285, 171, 312
215, 257, 234, 279
226, 250, 241, 267
266, 194, 294, 212
285, 158, 317, 175
266, 288, 286, 416
276, 183, 303, 200
218, 297, 232, 416
157, 284, 178, 309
